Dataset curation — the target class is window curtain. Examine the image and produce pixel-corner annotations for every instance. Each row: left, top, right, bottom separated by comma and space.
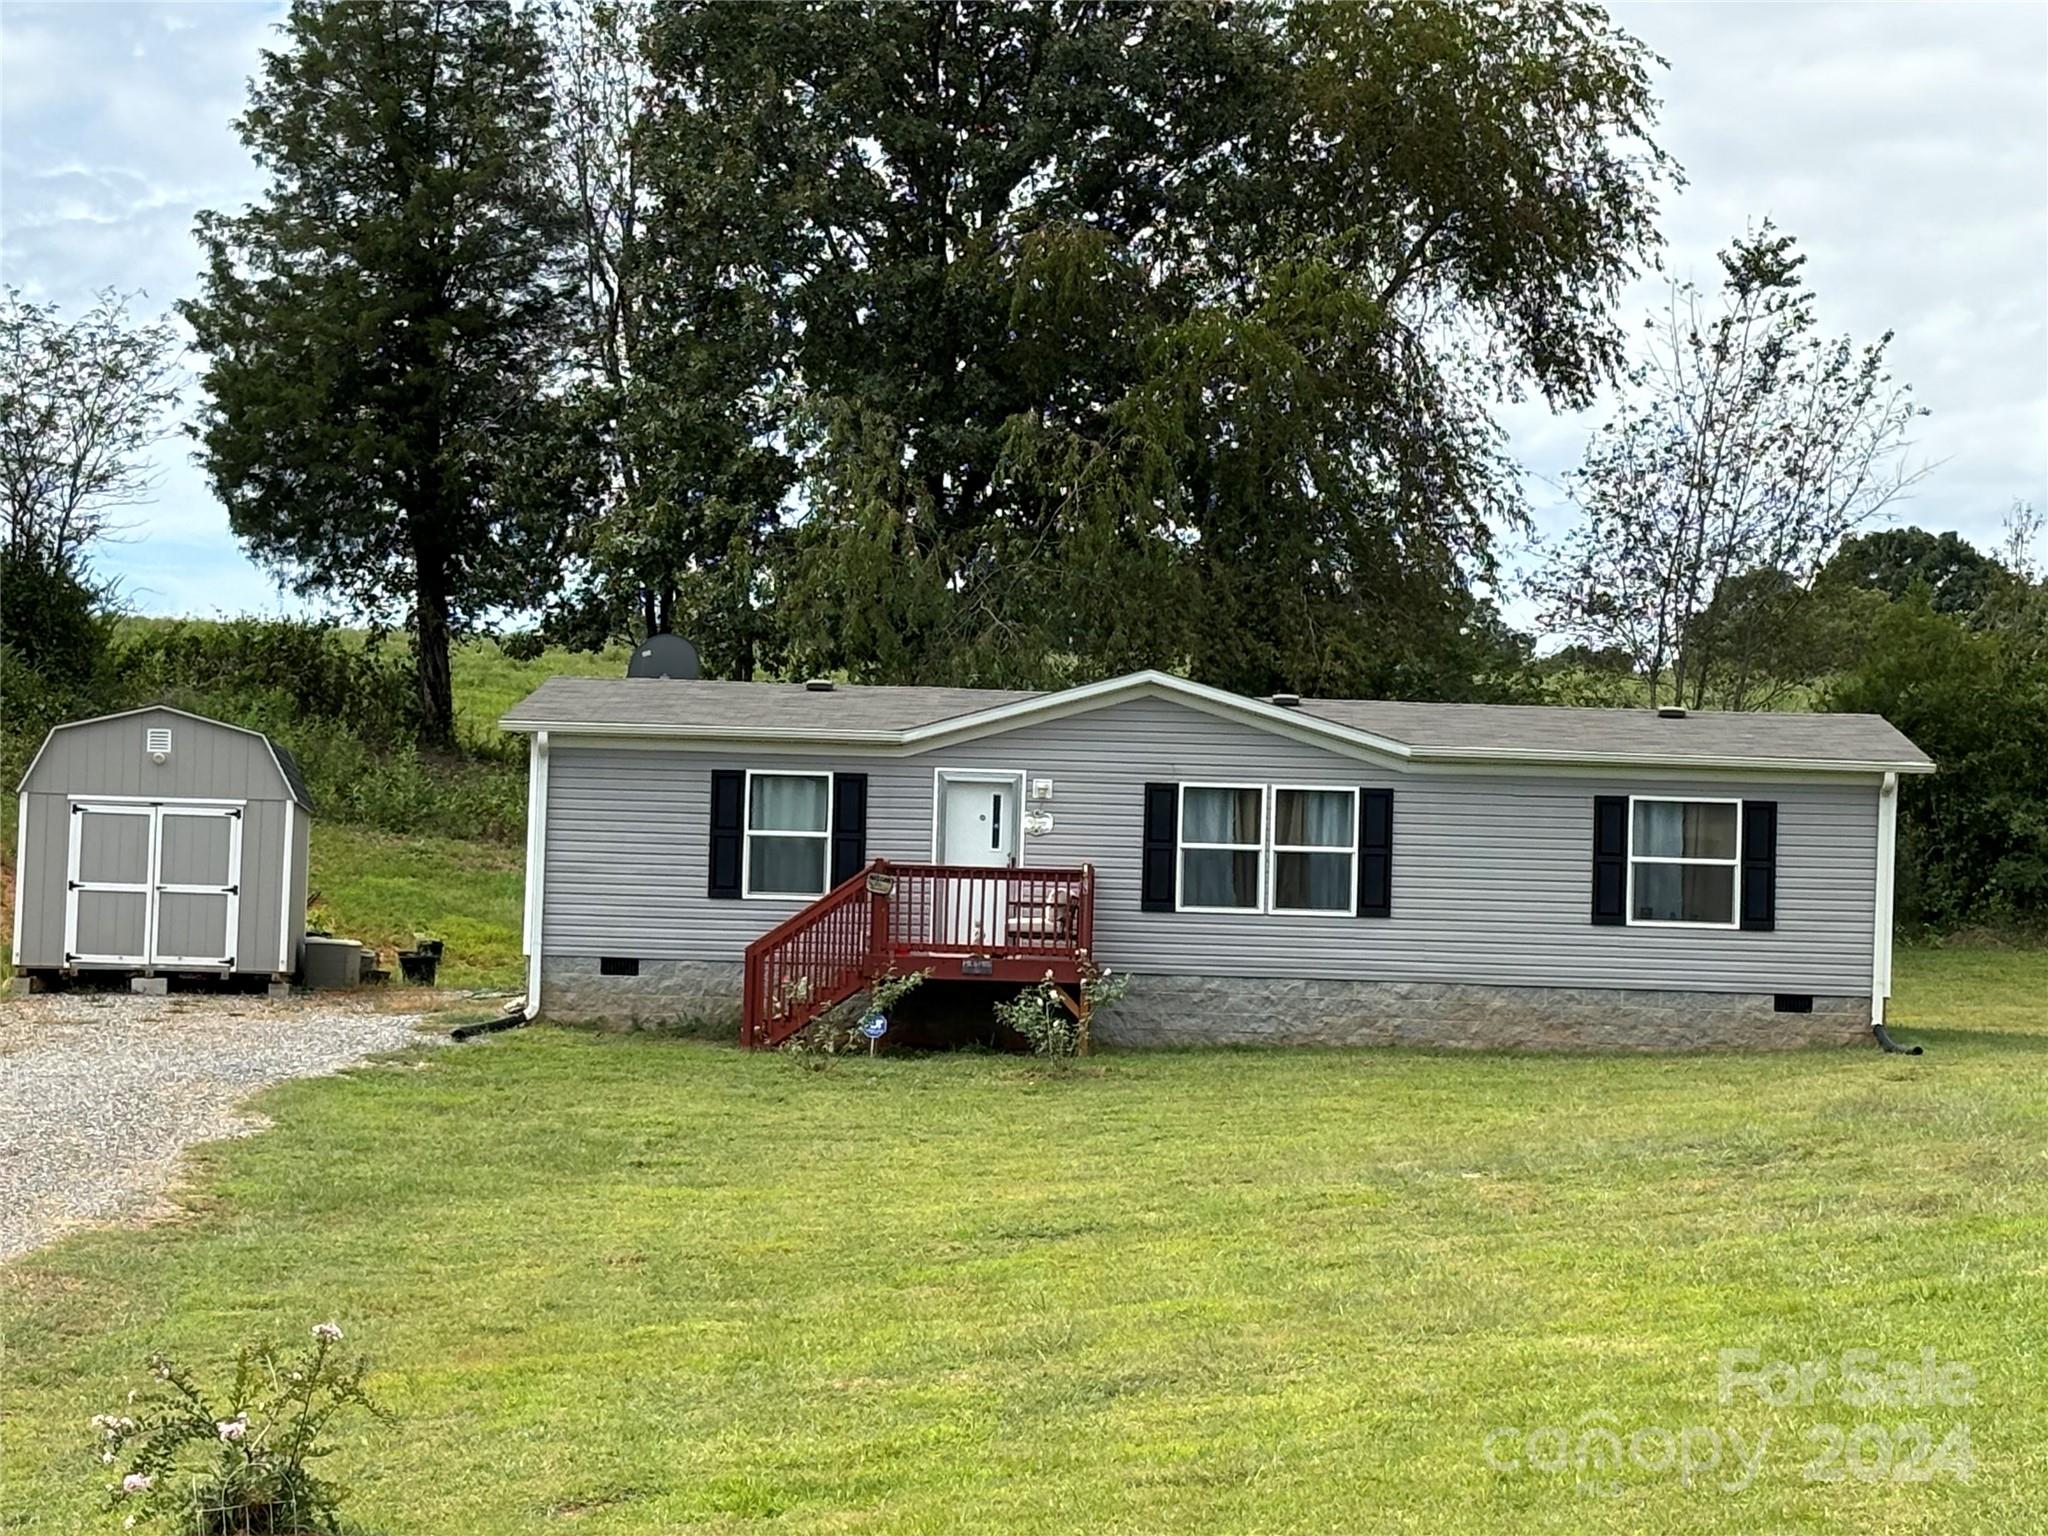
1274, 789, 1352, 847
1633, 800, 1736, 860
1182, 849, 1260, 908
750, 774, 829, 833
1183, 787, 1261, 844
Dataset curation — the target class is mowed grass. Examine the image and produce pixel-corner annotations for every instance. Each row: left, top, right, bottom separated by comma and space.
3, 949, 2046, 1533
306, 823, 525, 990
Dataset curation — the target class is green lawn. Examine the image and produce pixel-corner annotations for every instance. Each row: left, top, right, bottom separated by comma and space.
3, 950, 2046, 1533
306, 823, 526, 990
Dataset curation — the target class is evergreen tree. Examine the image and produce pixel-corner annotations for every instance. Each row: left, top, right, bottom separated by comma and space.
182, 0, 574, 744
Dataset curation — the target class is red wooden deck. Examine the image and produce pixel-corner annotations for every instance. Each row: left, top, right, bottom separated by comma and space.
740, 860, 1095, 1049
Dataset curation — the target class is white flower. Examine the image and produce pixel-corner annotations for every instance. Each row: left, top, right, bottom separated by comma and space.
120, 1473, 153, 1495
216, 1417, 247, 1442
311, 1321, 343, 1343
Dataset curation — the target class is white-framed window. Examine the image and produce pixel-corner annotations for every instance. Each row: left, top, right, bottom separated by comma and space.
1627, 796, 1741, 928
1269, 785, 1358, 915
1177, 783, 1265, 911
743, 770, 832, 898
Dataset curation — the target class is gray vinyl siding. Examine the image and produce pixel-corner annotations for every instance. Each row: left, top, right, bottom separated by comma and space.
13, 709, 305, 974
540, 696, 1880, 996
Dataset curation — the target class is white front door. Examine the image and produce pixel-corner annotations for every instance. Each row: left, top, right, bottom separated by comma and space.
941, 776, 1017, 868
938, 775, 1018, 948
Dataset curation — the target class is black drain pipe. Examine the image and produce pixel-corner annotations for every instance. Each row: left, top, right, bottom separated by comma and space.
1873, 1022, 1922, 1055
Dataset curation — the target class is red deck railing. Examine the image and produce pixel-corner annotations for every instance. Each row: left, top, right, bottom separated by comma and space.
740, 860, 1095, 1049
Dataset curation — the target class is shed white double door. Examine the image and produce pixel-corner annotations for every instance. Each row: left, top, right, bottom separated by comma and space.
65, 801, 242, 969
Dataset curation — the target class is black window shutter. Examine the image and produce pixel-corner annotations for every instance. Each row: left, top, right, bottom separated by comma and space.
1358, 788, 1393, 918
830, 773, 869, 887
1592, 796, 1629, 925
708, 770, 745, 899
1141, 783, 1177, 912
1741, 800, 1778, 931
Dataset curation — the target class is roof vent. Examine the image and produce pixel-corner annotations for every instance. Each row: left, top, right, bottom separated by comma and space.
805, 678, 836, 692
1269, 692, 1302, 708
1658, 706, 1688, 720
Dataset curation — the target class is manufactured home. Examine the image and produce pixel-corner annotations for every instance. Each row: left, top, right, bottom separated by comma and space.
12, 706, 312, 983
501, 670, 1932, 1050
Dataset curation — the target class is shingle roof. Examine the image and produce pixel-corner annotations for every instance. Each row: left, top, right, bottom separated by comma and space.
500, 672, 1932, 774
1294, 698, 1932, 771
503, 677, 1040, 736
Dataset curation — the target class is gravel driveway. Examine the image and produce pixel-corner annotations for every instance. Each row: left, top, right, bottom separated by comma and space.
0, 989, 431, 1261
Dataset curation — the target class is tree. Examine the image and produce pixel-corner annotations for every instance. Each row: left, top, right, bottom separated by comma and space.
535, 0, 794, 675
182, 0, 576, 745
1530, 225, 1928, 709
1818, 526, 2008, 619
638, 0, 1670, 696
1828, 591, 2048, 931
0, 288, 180, 571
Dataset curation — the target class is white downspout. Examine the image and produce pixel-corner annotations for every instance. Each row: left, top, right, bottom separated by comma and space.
522, 731, 550, 1019
1872, 772, 1898, 1027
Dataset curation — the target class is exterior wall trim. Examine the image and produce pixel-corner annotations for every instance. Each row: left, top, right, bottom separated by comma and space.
522, 730, 550, 1017
277, 799, 296, 974
10, 793, 26, 966
1874, 771, 1899, 1026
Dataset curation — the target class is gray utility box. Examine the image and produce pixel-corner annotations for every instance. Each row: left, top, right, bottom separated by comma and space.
301, 936, 368, 990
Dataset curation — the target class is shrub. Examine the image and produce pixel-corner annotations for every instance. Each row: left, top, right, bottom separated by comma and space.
0, 549, 115, 692
994, 965, 1132, 1065
783, 969, 929, 1067
91, 1323, 385, 1535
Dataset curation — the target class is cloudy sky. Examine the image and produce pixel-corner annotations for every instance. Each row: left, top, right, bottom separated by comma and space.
3, 1, 2044, 621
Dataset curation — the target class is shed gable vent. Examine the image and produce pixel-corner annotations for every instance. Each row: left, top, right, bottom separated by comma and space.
145, 727, 173, 759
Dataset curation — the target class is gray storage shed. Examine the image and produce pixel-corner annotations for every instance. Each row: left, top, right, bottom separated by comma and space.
11, 706, 311, 979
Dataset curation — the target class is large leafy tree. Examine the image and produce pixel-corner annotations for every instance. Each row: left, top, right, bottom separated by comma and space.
638, 0, 1671, 695
182, 0, 574, 745
1819, 526, 2012, 620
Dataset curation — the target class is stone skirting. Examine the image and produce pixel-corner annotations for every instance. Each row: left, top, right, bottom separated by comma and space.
538, 955, 1872, 1050
541, 956, 744, 1031
1092, 974, 1871, 1051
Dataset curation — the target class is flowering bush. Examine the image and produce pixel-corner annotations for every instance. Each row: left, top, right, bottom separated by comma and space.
995, 965, 1132, 1065
782, 969, 929, 1068
91, 1323, 385, 1535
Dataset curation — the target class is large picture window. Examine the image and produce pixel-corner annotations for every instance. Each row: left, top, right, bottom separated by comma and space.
745, 771, 831, 897
1270, 786, 1357, 915
1628, 797, 1740, 927
1178, 785, 1264, 911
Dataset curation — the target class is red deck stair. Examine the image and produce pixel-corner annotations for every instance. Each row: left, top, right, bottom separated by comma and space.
740, 860, 1095, 1049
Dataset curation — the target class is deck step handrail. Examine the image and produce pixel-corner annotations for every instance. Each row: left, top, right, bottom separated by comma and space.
740, 861, 882, 1050
739, 860, 1096, 1049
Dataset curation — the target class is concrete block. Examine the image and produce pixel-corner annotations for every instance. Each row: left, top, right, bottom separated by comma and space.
8, 975, 46, 997
130, 975, 169, 996
268, 981, 295, 1000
